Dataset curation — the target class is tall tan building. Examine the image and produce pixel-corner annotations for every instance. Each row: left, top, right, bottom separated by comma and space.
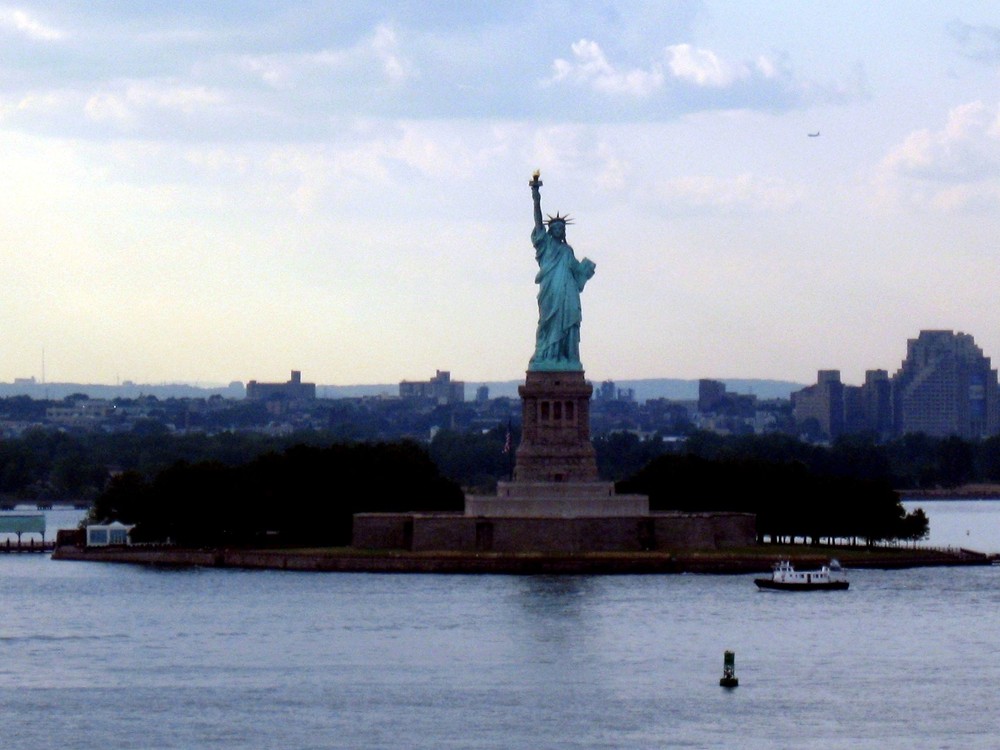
892, 330, 1000, 439
791, 370, 844, 438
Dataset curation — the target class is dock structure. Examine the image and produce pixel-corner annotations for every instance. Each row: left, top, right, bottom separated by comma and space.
0, 538, 56, 553
0, 512, 50, 551
0, 500, 89, 511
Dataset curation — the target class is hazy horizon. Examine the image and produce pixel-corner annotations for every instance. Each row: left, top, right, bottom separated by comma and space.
0, 374, 806, 402
5, 3, 1000, 387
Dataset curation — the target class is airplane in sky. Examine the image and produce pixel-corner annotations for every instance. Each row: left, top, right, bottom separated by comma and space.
808, 131, 820, 137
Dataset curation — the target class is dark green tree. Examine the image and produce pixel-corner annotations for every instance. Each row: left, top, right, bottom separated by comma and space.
89, 440, 464, 547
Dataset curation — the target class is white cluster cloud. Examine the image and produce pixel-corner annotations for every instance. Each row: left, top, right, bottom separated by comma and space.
0, 17, 425, 142
0, 6, 64, 41
84, 82, 224, 128
371, 25, 412, 84
549, 39, 664, 96
238, 24, 412, 90
238, 51, 346, 90
548, 39, 781, 97
665, 44, 745, 88
880, 100, 1000, 210
0, 8, 843, 142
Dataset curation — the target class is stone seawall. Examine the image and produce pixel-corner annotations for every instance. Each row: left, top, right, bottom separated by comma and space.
51, 544, 991, 574
352, 511, 756, 553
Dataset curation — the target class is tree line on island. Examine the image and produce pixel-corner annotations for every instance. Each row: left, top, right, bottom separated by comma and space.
7, 420, 994, 547
91, 442, 464, 547
63, 427, 948, 547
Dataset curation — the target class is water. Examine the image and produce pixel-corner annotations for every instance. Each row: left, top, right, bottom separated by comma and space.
903, 499, 1000, 554
1, 503, 1000, 749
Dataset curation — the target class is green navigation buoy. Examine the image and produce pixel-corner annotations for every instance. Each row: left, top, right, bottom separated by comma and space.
720, 650, 738, 688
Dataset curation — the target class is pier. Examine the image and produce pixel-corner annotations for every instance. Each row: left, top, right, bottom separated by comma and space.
0, 500, 90, 511
0, 538, 55, 553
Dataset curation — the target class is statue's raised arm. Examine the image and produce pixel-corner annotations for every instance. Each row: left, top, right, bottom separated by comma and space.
529, 169, 544, 233
526, 172, 596, 373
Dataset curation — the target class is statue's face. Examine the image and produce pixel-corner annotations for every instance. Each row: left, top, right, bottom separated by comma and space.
549, 221, 566, 240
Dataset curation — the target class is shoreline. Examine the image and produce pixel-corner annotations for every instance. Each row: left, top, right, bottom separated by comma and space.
51, 544, 995, 574
899, 483, 1000, 500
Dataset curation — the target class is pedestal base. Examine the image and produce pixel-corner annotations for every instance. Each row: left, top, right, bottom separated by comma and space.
514, 370, 598, 482
465, 481, 649, 518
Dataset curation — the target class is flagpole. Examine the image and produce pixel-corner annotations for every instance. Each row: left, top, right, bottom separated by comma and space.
503, 418, 514, 481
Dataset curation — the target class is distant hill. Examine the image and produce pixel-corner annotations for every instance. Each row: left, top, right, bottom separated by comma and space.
459, 378, 804, 402
316, 384, 400, 399
321, 378, 804, 402
0, 377, 804, 403
623, 378, 804, 402
0, 381, 246, 401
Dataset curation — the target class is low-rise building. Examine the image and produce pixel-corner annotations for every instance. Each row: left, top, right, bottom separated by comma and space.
86, 521, 134, 547
245, 371, 316, 403
46, 399, 115, 427
399, 370, 465, 404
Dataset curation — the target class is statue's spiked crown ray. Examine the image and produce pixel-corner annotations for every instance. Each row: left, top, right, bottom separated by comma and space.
546, 212, 573, 225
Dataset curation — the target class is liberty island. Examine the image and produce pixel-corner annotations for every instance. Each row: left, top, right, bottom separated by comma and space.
352, 173, 739, 546
51, 172, 980, 570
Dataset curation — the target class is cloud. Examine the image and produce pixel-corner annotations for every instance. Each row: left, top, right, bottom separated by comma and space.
549, 39, 664, 97
371, 24, 412, 83
238, 23, 413, 90
0, 90, 69, 121
83, 91, 135, 126
665, 44, 748, 88
882, 101, 1000, 180
544, 38, 847, 116
547, 39, 791, 94
0, 10, 850, 140
83, 81, 224, 129
0, 6, 64, 41
594, 142, 628, 191
126, 82, 223, 113
948, 20, 1000, 63
654, 173, 802, 212
879, 100, 1000, 210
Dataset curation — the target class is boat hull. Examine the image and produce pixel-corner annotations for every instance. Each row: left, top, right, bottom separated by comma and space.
754, 578, 848, 591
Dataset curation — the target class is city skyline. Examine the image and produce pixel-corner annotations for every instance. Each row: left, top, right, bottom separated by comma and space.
5, 2, 1000, 387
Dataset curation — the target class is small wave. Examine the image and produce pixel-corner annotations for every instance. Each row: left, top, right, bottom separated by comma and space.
0, 633, 130, 643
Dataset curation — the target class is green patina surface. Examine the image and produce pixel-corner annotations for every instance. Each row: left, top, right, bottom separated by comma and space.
528, 171, 595, 372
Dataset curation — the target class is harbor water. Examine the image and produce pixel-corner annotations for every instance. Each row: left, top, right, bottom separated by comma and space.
1, 502, 999, 749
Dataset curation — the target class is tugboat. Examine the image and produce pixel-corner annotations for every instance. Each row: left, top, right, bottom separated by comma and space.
754, 559, 849, 591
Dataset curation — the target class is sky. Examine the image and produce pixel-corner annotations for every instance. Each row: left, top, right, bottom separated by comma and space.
4, 1, 1000, 388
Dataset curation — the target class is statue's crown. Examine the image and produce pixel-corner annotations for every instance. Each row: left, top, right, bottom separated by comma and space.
545, 212, 573, 225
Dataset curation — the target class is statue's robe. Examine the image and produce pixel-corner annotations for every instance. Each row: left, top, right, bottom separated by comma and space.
529, 225, 595, 371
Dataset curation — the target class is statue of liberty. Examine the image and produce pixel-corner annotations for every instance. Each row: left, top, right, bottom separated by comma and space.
528, 171, 596, 371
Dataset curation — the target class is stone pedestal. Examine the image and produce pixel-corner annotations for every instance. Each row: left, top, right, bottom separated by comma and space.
464, 370, 648, 518
513, 370, 598, 482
